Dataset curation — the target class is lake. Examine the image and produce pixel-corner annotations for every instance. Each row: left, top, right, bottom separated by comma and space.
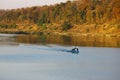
0, 33, 120, 80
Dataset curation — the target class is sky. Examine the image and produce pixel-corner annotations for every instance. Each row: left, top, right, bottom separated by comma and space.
0, 0, 68, 9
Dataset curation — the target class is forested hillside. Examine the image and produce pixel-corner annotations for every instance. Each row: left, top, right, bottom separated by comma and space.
0, 0, 120, 35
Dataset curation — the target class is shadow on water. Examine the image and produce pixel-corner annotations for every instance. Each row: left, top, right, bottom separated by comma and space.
0, 33, 120, 48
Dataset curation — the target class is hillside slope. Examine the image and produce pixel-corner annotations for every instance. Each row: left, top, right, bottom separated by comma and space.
0, 0, 120, 36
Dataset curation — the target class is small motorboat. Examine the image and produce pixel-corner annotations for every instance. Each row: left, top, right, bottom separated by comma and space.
70, 48, 79, 54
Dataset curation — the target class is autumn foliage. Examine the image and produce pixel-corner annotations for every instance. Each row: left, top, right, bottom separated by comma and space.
0, 0, 119, 33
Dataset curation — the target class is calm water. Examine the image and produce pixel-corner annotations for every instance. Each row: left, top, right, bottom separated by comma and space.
0, 33, 120, 80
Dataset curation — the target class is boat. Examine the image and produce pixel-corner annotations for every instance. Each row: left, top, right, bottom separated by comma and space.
70, 48, 79, 54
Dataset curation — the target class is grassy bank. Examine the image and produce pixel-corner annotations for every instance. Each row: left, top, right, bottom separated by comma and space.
0, 23, 120, 37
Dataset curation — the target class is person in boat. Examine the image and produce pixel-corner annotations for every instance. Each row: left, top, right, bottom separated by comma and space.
71, 48, 79, 53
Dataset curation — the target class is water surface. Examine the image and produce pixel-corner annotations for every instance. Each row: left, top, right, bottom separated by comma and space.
0, 33, 120, 80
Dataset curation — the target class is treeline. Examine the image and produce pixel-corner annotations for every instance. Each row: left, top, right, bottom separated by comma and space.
0, 23, 17, 28
0, 0, 120, 26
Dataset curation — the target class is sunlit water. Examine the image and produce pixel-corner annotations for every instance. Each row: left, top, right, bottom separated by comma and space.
0, 33, 120, 80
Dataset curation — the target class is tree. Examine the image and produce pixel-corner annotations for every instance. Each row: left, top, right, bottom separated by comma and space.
80, 10, 86, 23
37, 12, 47, 26
62, 22, 72, 31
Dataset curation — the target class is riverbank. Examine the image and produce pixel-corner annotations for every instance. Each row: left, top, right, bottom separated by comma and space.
0, 23, 120, 37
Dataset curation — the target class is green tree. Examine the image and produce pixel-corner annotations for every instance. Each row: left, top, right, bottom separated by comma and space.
37, 13, 47, 26
80, 10, 86, 23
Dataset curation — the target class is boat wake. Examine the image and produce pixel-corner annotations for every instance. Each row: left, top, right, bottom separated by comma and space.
20, 45, 79, 54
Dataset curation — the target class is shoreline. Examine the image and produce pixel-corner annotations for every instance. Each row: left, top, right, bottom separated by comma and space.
0, 29, 120, 38
0, 23, 120, 37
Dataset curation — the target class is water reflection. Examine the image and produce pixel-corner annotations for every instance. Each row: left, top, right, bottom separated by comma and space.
0, 33, 120, 47
0, 34, 18, 46
16, 34, 120, 48
62, 35, 71, 44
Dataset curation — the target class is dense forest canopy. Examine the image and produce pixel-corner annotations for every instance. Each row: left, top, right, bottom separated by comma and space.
0, 0, 120, 28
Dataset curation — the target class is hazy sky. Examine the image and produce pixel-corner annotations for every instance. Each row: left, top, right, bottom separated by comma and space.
0, 0, 68, 9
